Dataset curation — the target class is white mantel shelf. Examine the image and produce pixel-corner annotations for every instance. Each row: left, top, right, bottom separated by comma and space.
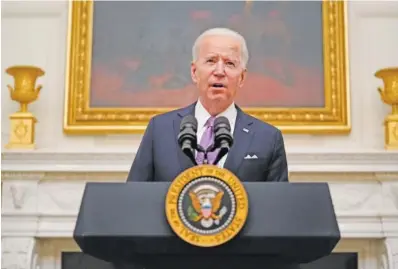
2, 150, 398, 173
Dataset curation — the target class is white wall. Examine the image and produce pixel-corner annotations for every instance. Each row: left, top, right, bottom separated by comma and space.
2, 1, 398, 153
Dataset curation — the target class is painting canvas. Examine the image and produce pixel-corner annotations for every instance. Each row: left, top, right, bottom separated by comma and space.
64, 1, 350, 134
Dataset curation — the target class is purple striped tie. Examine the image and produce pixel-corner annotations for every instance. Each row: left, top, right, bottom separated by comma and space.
196, 117, 219, 165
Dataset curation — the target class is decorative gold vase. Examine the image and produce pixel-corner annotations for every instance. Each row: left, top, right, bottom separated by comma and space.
5, 65, 45, 149
375, 67, 398, 150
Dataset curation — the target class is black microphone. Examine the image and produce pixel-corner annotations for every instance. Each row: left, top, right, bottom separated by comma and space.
212, 116, 233, 165
177, 115, 204, 165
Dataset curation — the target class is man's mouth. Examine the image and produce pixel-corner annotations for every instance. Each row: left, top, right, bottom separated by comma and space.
210, 83, 226, 88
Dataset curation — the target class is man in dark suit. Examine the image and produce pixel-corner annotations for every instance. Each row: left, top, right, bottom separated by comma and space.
127, 27, 288, 183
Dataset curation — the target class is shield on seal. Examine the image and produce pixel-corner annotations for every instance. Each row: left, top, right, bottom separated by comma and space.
201, 202, 212, 218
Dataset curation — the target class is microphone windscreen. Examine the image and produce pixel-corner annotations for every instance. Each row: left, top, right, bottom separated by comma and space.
180, 115, 198, 131
214, 116, 231, 131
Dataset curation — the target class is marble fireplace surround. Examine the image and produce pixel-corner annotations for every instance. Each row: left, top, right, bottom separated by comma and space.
1, 151, 398, 269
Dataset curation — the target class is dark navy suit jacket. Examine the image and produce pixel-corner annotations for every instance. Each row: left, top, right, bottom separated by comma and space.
127, 102, 289, 182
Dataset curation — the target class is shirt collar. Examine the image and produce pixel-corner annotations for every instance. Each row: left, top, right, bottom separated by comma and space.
195, 100, 237, 129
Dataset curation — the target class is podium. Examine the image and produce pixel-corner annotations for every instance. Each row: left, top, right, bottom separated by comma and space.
73, 181, 340, 269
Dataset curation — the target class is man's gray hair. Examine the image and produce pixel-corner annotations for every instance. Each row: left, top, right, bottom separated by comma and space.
192, 27, 249, 68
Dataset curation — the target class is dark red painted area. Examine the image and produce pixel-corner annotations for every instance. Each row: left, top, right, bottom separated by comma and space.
89, 1, 324, 108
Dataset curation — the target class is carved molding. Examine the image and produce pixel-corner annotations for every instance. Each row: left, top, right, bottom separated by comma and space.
378, 238, 398, 269
1, 237, 38, 269
10, 184, 28, 209
2, 150, 398, 173
388, 238, 398, 269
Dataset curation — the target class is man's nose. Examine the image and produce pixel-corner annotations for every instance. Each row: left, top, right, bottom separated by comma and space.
213, 61, 226, 76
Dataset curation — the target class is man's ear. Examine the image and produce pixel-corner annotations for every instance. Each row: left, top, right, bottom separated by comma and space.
239, 68, 247, 88
191, 62, 198, 84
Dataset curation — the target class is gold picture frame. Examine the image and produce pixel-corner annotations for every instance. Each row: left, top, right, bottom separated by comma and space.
63, 0, 350, 135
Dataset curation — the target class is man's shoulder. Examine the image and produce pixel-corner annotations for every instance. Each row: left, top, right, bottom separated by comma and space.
149, 105, 193, 125
151, 109, 179, 122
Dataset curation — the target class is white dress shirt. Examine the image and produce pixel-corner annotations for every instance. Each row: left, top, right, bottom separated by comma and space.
194, 100, 237, 168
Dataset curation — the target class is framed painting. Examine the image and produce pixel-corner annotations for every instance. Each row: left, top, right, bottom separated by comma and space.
64, 0, 350, 135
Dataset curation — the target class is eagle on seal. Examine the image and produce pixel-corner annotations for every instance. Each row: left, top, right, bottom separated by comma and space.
188, 190, 224, 222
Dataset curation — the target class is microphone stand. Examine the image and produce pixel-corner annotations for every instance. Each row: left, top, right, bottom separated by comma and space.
193, 141, 231, 166
203, 151, 209, 165
206, 143, 230, 166
195, 145, 208, 165
182, 143, 211, 166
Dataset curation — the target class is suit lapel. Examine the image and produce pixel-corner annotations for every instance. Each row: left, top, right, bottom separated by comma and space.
223, 107, 254, 176
173, 103, 197, 172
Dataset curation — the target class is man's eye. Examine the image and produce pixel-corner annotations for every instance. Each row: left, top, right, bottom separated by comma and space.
227, 62, 235, 66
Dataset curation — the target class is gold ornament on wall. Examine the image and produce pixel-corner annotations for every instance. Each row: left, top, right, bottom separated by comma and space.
5, 65, 45, 149
375, 67, 398, 150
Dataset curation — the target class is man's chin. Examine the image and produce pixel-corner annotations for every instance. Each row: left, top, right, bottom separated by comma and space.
208, 93, 228, 102
209, 98, 227, 106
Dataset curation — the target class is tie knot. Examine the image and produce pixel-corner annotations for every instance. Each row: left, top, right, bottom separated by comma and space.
206, 116, 216, 127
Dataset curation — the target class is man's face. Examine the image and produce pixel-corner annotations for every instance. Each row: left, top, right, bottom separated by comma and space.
191, 35, 247, 113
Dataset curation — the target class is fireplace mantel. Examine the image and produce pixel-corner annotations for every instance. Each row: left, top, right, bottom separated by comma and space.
1, 150, 398, 269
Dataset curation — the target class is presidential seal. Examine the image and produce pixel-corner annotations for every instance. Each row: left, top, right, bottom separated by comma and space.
165, 165, 249, 247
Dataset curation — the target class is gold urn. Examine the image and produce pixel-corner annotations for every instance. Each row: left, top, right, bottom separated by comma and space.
5, 65, 45, 149
375, 67, 398, 150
